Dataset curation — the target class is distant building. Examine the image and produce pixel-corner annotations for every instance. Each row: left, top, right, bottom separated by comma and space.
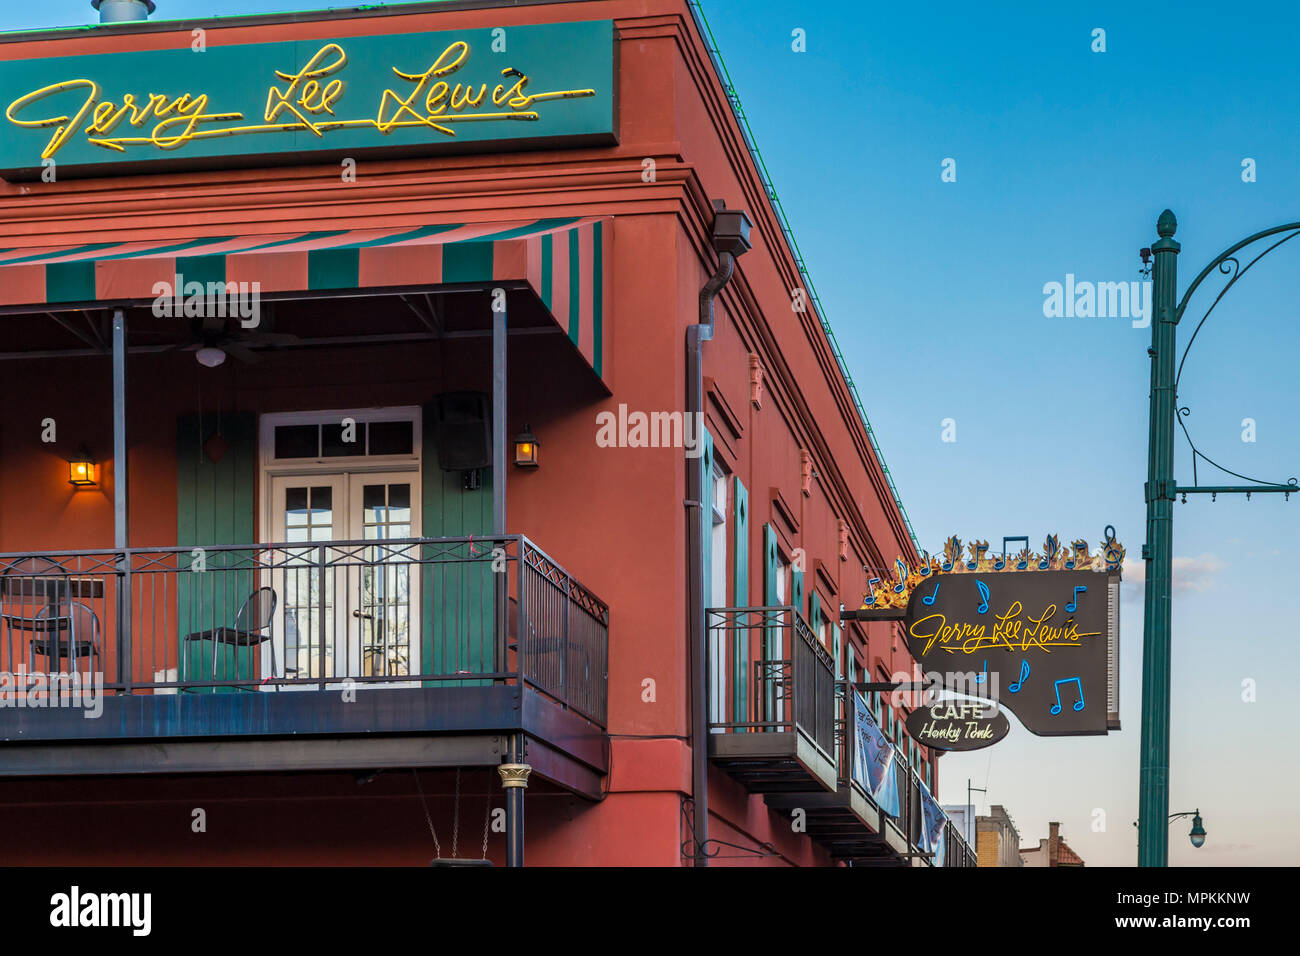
942, 804, 971, 843
976, 804, 1023, 867
1020, 822, 1085, 867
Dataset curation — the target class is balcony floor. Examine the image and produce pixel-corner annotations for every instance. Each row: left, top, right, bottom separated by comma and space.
0, 684, 608, 799
707, 730, 838, 794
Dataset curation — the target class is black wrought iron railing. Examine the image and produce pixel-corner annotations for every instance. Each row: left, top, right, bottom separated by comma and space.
0, 535, 607, 727
705, 605, 836, 762
942, 819, 977, 868
835, 683, 975, 866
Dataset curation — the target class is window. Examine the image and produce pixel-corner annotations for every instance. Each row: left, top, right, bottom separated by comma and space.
832, 622, 842, 679
269, 416, 414, 461
710, 463, 728, 607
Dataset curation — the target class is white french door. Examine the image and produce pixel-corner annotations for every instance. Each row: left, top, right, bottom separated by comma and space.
266, 472, 420, 687
347, 474, 421, 684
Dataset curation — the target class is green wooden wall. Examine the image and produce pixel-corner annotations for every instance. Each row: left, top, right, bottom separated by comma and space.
421, 404, 494, 686
176, 412, 257, 689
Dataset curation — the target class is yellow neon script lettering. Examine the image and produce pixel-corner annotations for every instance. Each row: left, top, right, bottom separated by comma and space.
908, 603, 1101, 656
377, 41, 470, 134
265, 43, 349, 136
6, 79, 101, 159
5, 41, 598, 158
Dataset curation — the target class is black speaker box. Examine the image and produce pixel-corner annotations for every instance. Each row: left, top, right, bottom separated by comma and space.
431, 392, 492, 472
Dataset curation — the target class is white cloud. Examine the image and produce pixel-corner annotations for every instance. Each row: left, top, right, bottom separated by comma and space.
1121, 554, 1225, 593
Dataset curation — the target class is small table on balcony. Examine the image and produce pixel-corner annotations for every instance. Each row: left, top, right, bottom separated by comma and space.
0, 575, 105, 669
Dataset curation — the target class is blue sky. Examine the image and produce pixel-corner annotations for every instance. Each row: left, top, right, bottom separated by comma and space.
704, 0, 1300, 867
6, 0, 1298, 866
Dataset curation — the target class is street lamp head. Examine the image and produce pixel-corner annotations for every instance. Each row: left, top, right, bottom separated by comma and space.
1189, 811, 1206, 849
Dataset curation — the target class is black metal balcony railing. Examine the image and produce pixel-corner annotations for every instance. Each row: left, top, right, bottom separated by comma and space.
942, 819, 977, 867
896, 760, 977, 866
835, 682, 976, 866
705, 606, 836, 761
0, 535, 607, 728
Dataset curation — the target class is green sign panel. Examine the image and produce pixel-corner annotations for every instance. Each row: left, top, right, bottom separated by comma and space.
0, 20, 616, 179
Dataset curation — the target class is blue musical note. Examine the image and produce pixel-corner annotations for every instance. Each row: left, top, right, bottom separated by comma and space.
919, 551, 932, 577
1008, 659, 1030, 693
893, 558, 909, 594
864, 577, 881, 606
1065, 585, 1087, 613
921, 580, 940, 606
975, 660, 987, 685
975, 579, 990, 614
966, 542, 988, 570
1050, 677, 1085, 715
998, 536, 1029, 572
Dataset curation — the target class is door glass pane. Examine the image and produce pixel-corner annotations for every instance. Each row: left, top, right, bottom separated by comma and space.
360, 483, 413, 678
283, 485, 335, 680
285, 487, 309, 524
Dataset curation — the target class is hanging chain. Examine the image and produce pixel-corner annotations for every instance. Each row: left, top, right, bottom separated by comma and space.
450, 767, 461, 859
412, 770, 440, 859
482, 774, 493, 859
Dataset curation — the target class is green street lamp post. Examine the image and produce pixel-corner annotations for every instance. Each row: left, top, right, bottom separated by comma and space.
1139, 211, 1300, 867
1140, 211, 1180, 869
1133, 809, 1207, 849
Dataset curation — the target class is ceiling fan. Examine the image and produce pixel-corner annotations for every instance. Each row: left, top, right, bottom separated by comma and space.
171, 313, 301, 366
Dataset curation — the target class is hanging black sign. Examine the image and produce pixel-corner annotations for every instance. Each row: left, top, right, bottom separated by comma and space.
905, 699, 1009, 751
903, 569, 1115, 736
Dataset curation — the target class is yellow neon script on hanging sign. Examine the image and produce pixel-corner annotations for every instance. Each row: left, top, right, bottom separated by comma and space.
5, 41, 598, 159
908, 601, 1103, 656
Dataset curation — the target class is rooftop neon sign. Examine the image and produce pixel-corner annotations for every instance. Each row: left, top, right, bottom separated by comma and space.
0, 20, 616, 178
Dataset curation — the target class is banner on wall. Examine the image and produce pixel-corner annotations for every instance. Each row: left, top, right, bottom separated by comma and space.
850, 690, 899, 817
918, 777, 947, 858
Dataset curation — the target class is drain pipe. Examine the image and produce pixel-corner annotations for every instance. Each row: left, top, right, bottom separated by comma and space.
686, 201, 752, 866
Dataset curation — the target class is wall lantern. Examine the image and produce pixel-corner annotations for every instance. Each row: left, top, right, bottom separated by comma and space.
513, 425, 540, 468
68, 446, 97, 486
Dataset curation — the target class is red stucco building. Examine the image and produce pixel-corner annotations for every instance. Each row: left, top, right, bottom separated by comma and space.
0, 0, 971, 866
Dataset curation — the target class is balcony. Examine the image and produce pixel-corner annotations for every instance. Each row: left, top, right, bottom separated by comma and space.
707, 606, 976, 866
706, 606, 838, 792
0, 535, 609, 798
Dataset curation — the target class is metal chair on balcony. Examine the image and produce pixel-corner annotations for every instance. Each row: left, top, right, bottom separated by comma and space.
0, 556, 101, 675
182, 586, 278, 688
30, 602, 102, 676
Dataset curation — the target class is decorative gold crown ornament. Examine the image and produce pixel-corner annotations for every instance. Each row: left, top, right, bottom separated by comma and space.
861, 529, 1125, 610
